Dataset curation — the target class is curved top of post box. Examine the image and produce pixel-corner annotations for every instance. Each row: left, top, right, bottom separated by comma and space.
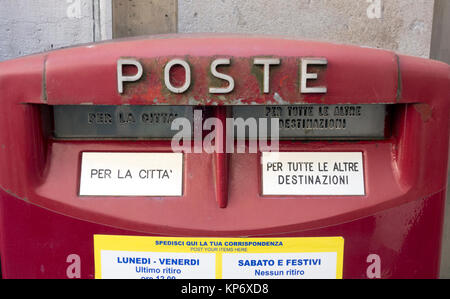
0, 34, 447, 107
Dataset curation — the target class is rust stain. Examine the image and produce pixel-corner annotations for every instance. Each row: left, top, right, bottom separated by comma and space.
413, 103, 432, 122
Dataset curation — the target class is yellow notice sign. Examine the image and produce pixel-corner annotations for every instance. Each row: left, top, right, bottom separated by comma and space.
94, 235, 344, 279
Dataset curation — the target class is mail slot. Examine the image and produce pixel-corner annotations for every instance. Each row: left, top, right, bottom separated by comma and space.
0, 35, 448, 279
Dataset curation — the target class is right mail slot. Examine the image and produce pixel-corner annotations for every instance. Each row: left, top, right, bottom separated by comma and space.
233, 104, 387, 140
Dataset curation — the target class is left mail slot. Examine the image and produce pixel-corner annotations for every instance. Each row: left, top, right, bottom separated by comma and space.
53, 105, 194, 139
79, 152, 184, 196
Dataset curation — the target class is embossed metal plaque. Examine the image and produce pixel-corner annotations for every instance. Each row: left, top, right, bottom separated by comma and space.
53, 105, 194, 139
232, 105, 387, 140
54, 104, 386, 140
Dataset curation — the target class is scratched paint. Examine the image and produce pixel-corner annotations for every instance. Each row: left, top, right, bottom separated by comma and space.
119, 56, 327, 105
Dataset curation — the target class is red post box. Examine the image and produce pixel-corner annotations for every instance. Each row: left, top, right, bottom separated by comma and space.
0, 35, 448, 279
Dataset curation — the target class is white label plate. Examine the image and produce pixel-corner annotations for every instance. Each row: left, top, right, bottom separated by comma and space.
222, 252, 338, 279
79, 152, 183, 196
100, 250, 216, 279
262, 152, 365, 196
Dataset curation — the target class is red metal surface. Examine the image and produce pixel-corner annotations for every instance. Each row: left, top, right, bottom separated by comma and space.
0, 188, 445, 278
214, 106, 229, 208
0, 35, 448, 278
43, 35, 400, 106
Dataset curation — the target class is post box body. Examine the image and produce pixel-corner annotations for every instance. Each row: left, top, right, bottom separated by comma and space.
0, 35, 448, 279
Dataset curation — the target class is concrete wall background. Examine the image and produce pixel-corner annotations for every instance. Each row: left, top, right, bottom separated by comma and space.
0, 0, 111, 61
0, 0, 435, 61
178, 0, 434, 58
